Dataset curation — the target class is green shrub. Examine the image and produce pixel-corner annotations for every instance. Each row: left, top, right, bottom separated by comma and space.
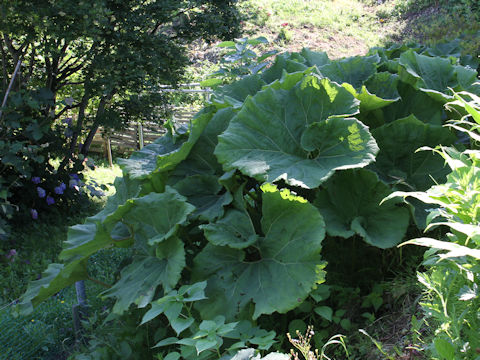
0, 88, 93, 233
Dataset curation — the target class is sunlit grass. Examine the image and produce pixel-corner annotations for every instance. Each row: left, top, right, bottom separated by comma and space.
239, 0, 392, 57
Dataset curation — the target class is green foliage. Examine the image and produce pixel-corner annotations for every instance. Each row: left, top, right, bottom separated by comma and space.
384, 0, 479, 20
0, 88, 91, 231
201, 37, 277, 86
1, 0, 240, 108
0, 0, 240, 230
390, 92, 480, 359
18, 44, 480, 358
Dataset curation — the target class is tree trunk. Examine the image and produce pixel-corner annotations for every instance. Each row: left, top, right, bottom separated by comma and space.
0, 38, 8, 93
69, 94, 89, 155
81, 91, 115, 155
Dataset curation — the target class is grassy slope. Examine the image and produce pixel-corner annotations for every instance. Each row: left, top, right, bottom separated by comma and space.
238, 0, 480, 57
239, 0, 390, 58
187, 0, 479, 81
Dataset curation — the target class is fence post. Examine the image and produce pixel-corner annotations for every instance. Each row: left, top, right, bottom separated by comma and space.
138, 123, 144, 149
205, 88, 211, 102
73, 280, 88, 342
106, 137, 113, 167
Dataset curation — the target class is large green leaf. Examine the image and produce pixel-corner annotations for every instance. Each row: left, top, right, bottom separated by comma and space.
101, 236, 186, 314
372, 82, 445, 126
215, 75, 378, 189
169, 108, 235, 180
89, 175, 142, 223
18, 260, 88, 315
59, 175, 146, 262
104, 188, 195, 246
118, 108, 213, 179
314, 169, 410, 248
172, 175, 232, 222
59, 222, 112, 262
300, 48, 330, 68
193, 185, 326, 320
398, 50, 480, 101
266, 67, 316, 91
200, 209, 258, 249
371, 115, 456, 190
318, 54, 380, 89
348, 72, 401, 113
211, 75, 266, 109
399, 50, 455, 97
261, 53, 309, 84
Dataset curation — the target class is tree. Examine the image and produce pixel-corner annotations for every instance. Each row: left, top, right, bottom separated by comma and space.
0, 0, 240, 225
0, 0, 240, 156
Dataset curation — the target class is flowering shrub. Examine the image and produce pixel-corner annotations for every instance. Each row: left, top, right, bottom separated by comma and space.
0, 88, 100, 233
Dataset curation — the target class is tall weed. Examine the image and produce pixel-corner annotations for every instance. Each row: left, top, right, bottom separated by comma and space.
389, 91, 480, 359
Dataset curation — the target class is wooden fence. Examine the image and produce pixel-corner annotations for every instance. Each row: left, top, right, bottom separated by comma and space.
90, 84, 211, 166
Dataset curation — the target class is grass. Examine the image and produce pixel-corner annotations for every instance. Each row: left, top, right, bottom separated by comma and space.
187, 0, 479, 83
238, 0, 480, 59
0, 160, 124, 360
238, 0, 389, 58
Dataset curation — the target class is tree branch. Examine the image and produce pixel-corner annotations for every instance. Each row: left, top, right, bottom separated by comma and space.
87, 275, 112, 289
0, 37, 8, 92
0, 59, 22, 121
23, 46, 36, 84
54, 102, 81, 119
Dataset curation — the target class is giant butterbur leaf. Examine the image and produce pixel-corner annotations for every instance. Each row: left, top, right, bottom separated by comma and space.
169, 108, 236, 181
172, 175, 232, 222
371, 115, 456, 190
60, 222, 113, 262
397, 50, 480, 102
314, 169, 410, 248
318, 54, 380, 89
89, 175, 142, 223
101, 236, 186, 314
200, 209, 258, 249
18, 260, 88, 315
104, 188, 195, 246
59, 175, 145, 262
215, 75, 379, 189
261, 53, 309, 84
374, 82, 445, 126
118, 108, 213, 179
211, 75, 266, 109
398, 50, 455, 95
344, 72, 401, 113
193, 185, 326, 320
300, 48, 330, 68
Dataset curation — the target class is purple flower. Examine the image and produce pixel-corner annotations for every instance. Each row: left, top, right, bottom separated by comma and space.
60, 182, 66, 191
70, 173, 80, 180
54, 186, 64, 195
31, 177, 41, 184
30, 209, 38, 220
62, 117, 73, 126
5, 249, 17, 263
6, 249, 17, 258
37, 187, 46, 198
46, 196, 55, 205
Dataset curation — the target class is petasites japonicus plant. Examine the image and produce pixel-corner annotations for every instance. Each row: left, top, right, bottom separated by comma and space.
19, 44, 478, 356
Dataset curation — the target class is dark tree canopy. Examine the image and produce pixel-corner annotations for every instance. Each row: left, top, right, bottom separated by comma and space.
0, 0, 240, 154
